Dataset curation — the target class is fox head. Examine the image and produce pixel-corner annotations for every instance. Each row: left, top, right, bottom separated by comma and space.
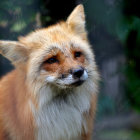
0, 5, 98, 94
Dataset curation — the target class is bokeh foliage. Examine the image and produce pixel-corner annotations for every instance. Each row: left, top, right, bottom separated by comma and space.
0, 0, 40, 76
0, 0, 40, 40
124, 0, 140, 111
85, 0, 140, 112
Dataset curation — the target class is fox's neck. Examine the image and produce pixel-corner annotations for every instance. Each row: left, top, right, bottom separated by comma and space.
12, 70, 91, 140
28, 83, 91, 140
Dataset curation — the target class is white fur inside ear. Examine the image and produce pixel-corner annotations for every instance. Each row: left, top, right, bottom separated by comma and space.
46, 76, 56, 83
80, 70, 88, 81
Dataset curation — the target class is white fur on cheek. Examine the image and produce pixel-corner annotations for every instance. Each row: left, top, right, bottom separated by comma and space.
45, 76, 56, 83
80, 70, 88, 81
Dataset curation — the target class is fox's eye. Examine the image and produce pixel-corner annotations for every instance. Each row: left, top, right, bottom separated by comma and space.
45, 57, 58, 64
74, 51, 82, 58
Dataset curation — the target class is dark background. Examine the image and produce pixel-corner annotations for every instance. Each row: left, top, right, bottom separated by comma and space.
0, 0, 140, 139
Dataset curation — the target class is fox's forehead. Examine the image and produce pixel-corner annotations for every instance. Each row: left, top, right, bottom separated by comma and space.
19, 22, 74, 49
45, 43, 79, 55
19, 22, 90, 59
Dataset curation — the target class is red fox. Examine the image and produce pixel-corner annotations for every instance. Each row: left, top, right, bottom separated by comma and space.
0, 4, 99, 140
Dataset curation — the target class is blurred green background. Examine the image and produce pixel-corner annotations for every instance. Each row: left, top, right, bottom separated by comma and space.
0, 0, 140, 139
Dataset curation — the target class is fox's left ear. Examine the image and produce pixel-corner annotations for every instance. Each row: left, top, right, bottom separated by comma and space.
66, 4, 87, 39
0, 41, 29, 65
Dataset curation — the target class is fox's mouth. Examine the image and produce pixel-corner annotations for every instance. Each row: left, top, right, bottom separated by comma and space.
46, 69, 88, 88
56, 69, 88, 88
71, 80, 84, 86
56, 79, 85, 88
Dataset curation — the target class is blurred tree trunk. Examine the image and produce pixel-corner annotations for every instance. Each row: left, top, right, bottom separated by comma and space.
85, 0, 127, 115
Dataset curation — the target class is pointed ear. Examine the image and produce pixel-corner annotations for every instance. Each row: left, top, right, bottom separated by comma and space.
0, 40, 29, 65
66, 4, 87, 39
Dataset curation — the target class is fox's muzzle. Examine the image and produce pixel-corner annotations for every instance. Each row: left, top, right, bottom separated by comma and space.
71, 67, 84, 79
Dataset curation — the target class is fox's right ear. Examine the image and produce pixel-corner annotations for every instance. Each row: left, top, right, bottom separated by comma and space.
0, 40, 29, 65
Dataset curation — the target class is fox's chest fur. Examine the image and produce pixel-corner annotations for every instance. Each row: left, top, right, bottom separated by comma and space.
30, 86, 91, 140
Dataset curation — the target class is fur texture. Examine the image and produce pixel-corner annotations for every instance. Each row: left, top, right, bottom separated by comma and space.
0, 4, 99, 140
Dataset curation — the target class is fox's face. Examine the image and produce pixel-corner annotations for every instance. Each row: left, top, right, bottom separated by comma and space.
0, 5, 97, 92
25, 23, 95, 90
34, 36, 90, 88
41, 44, 88, 87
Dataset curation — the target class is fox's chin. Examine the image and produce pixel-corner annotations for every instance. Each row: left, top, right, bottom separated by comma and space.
71, 80, 85, 87
68, 80, 84, 86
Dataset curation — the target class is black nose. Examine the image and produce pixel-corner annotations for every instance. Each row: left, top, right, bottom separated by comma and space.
72, 68, 84, 78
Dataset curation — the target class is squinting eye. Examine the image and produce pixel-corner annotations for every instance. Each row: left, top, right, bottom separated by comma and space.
45, 57, 58, 64
74, 51, 82, 58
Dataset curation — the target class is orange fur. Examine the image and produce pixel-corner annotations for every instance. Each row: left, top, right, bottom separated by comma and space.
0, 5, 99, 140
82, 94, 97, 140
0, 70, 35, 140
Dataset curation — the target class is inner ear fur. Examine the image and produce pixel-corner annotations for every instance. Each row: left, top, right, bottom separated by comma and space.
0, 40, 29, 65
66, 4, 87, 39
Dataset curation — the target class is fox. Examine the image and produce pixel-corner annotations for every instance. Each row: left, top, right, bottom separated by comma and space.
0, 4, 99, 140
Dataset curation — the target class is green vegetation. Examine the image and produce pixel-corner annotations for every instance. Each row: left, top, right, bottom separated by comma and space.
0, 0, 39, 40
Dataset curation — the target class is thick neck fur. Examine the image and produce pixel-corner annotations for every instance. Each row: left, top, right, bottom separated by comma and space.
29, 78, 95, 140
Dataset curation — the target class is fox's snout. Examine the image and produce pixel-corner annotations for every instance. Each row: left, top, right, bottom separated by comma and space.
53, 66, 88, 88
70, 67, 84, 79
